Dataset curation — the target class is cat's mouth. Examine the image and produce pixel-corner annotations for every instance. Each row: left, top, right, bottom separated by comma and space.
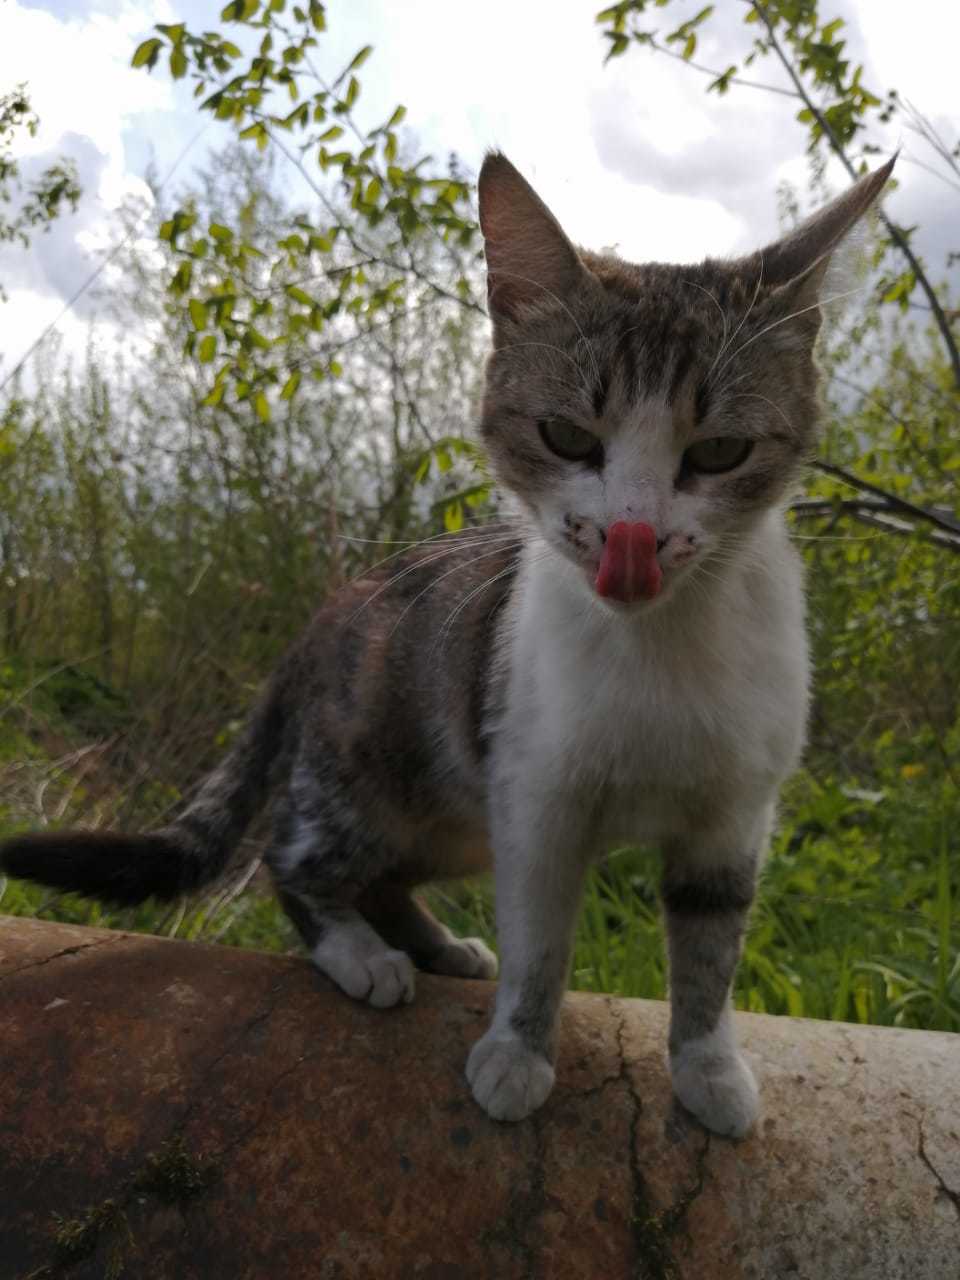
594, 520, 663, 605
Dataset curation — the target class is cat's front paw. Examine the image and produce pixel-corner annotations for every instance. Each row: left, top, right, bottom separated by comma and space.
670, 1042, 759, 1138
466, 1031, 555, 1122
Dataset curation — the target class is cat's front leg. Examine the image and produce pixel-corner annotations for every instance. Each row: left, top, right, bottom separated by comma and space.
661, 804, 773, 1138
467, 786, 591, 1122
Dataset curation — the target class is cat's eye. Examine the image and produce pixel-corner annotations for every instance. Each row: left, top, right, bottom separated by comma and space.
538, 419, 603, 464
683, 437, 753, 475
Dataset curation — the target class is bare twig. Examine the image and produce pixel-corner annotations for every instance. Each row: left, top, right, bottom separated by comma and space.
748, 0, 960, 394
790, 497, 960, 553
811, 459, 960, 538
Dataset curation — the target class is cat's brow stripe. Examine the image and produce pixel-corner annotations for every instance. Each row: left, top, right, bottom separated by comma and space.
667, 340, 695, 406
614, 324, 640, 402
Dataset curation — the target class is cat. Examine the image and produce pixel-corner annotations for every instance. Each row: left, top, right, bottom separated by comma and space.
0, 150, 893, 1137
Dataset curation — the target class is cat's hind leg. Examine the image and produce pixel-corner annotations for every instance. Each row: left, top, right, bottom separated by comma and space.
266, 790, 416, 1009
280, 886, 416, 1008
357, 881, 498, 980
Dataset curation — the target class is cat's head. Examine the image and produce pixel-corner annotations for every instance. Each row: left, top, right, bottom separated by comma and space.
477, 151, 893, 608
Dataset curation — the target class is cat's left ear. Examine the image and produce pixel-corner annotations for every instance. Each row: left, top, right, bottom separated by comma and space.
740, 155, 896, 319
478, 152, 591, 324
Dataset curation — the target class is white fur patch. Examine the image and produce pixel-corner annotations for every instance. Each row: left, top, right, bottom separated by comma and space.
670, 1019, 760, 1138
497, 506, 808, 850
312, 918, 415, 1008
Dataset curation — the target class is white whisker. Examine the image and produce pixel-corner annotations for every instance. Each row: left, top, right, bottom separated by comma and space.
340, 521, 517, 589
346, 533, 521, 626
682, 279, 728, 381
705, 259, 764, 388
432, 561, 521, 658
727, 391, 796, 436
489, 268, 602, 389
388, 541, 524, 642
712, 284, 867, 386
492, 340, 596, 402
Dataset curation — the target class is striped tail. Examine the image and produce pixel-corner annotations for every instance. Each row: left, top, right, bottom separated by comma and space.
0, 678, 286, 906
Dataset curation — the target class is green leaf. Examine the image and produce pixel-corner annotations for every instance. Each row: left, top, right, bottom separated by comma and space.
170, 260, 193, 294
209, 223, 234, 242
604, 32, 629, 60
280, 370, 301, 400
318, 124, 344, 142
203, 379, 226, 408
132, 38, 163, 69
386, 104, 406, 128
198, 335, 217, 363
254, 390, 270, 422
189, 298, 208, 330
347, 45, 373, 73
169, 45, 188, 79
443, 500, 464, 533
239, 122, 269, 150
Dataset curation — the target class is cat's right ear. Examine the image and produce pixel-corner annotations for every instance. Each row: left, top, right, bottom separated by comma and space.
478, 153, 588, 323
736, 156, 896, 299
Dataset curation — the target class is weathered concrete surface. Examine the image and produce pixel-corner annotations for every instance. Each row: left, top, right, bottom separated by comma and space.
0, 916, 957, 1280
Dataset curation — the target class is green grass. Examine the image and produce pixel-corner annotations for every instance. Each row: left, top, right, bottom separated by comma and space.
2, 694, 957, 1033
5, 807, 956, 1033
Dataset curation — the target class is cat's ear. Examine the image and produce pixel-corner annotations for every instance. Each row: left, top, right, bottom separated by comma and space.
478, 152, 589, 321
741, 156, 896, 304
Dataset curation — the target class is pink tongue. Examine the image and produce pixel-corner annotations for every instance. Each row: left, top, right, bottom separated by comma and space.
595, 520, 662, 603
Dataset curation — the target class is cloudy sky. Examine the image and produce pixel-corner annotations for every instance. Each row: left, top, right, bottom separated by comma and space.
0, 0, 956, 379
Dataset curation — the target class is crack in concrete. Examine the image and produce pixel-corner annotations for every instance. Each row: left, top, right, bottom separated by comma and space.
0, 933, 126, 981
917, 1114, 960, 1223
613, 1000, 712, 1280
661, 1131, 711, 1234
12, 954, 303, 1278
170, 964, 303, 1140
477, 1113, 550, 1277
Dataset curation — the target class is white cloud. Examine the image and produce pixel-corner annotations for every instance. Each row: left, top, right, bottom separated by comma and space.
0, 1, 173, 170
0, 0, 955, 383
0, 0, 178, 374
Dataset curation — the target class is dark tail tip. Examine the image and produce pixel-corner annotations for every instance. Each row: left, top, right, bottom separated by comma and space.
1, 830, 188, 906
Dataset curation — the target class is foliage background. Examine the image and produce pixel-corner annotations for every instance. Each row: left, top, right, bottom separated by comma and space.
1, 0, 957, 1033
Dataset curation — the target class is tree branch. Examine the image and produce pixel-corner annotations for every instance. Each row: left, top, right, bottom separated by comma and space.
790, 497, 960, 553
642, 36, 799, 98
811, 459, 960, 536
748, 0, 960, 394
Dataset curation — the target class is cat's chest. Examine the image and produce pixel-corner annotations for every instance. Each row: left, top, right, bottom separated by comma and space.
500, 558, 807, 798
532, 631, 750, 782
